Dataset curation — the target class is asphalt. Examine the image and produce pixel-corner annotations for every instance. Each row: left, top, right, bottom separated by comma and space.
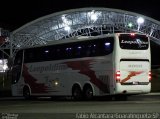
0, 92, 160, 100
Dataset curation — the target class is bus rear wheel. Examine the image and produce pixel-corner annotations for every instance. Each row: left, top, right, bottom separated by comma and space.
23, 87, 30, 99
72, 86, 82, 100
83, 85, 93, 100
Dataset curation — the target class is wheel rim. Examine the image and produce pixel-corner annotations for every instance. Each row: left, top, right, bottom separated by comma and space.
24, 88, 30, 99
84, 87, 93, 100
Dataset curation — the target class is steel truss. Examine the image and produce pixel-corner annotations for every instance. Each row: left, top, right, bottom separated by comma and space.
1, 8, 160, 58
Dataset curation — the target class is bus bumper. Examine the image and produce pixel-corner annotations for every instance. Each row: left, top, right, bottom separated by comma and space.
114, 83, 151, 94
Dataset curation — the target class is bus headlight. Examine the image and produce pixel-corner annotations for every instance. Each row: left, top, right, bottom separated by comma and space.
54, 81, 59, 86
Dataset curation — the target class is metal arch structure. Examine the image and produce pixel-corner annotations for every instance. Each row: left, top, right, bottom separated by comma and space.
2, 7, 160, 58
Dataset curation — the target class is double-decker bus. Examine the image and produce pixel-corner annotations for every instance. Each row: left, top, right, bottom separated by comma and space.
11, 33, 151, 100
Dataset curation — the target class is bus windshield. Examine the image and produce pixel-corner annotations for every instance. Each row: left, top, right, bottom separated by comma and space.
119, 34, 149, 50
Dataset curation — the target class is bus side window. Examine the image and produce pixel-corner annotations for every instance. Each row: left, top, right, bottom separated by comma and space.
86, 44, 95, 57
65, 46, 73, 59
86, 45, 91, 57
56, 48, 62, 60
76, 45, 83, 58
102, 37, 114, 55
91, 44, 99, 56
104, 42, 112, 54
50, 48, 56, 60
42, 48, 51, 61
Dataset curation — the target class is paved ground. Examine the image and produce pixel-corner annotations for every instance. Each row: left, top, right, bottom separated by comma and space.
0, 93, 160, 119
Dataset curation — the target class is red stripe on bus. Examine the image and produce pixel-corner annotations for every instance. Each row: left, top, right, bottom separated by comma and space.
65, 60, 109, 93
120, 71, 143, 83
23, 65, 48, 93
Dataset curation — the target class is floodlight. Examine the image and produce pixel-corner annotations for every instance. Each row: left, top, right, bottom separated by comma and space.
137, 17, 144, 24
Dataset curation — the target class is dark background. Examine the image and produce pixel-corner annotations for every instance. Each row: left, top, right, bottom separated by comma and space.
0, 0, 160, 31
0, 0, 160, 65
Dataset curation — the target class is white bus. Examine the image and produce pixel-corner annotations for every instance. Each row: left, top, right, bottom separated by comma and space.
11, 33, 151, 100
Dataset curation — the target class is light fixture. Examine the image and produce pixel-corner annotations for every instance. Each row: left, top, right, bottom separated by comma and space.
128, 22, 133, 28
137, 17, 144, 24
64, 26, 71, 31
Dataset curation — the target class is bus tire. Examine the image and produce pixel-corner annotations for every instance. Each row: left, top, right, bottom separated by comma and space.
83, 84, 93, 100
72, 85, 82, 100
23, 86, 30, 100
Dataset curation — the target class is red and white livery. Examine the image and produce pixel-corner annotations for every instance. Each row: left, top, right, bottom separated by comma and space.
11, 33, 151, 100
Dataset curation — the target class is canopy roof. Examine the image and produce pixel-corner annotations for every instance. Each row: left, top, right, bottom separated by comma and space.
1, 7, 160, 57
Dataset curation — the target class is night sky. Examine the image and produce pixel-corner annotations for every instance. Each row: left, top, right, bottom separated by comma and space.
0, 0, 160, 31
0, 0, 160, 65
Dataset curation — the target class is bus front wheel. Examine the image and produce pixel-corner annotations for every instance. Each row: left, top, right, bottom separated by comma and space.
23, 86, 30, 99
